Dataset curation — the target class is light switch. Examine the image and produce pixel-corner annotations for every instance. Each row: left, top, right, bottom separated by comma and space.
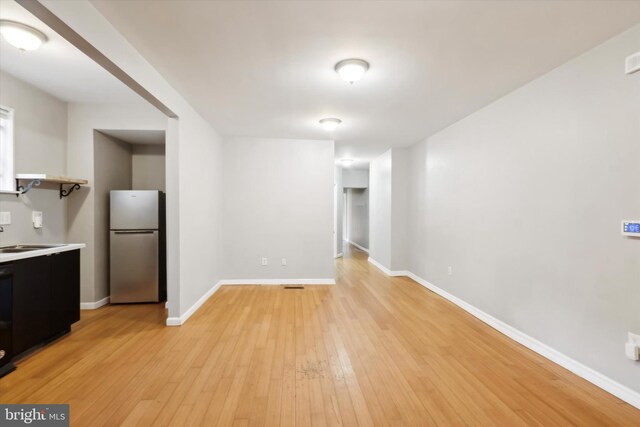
32, 211, 43, 229
0, 212, 10, 225
625, 342, 639, 361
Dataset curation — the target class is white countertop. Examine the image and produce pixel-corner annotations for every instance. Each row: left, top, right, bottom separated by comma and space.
0, 243, 86, 263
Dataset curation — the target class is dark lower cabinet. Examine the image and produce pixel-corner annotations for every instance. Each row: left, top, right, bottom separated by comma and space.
9, 249, 81, 358
0, 263, 14, 376
12, 255, 51, 355
50, 251, 81, 336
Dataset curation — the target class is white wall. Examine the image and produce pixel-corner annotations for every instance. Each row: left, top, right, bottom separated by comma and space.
66, 103, 166, 303
347, 188, 369, 250
407, 25, 640, 393
369, 151, 392, 268
177, 114, 224, 314
334, 166, 343, 257
132, 144, 165, 191
391, 149, 409, 271
93, 131, 132, 302
369, 148, 408, 271
0, 70, 67, 246
342, 168, 369, 189
222, 137, 335, 281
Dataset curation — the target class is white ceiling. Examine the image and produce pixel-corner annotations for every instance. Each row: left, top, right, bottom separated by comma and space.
97, 129, 165, 145
0, 0, 142, 104
90, 1, 640, 167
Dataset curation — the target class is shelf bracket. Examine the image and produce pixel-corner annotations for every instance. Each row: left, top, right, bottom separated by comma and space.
60, 183, 81, 199
15, 178, 41, 197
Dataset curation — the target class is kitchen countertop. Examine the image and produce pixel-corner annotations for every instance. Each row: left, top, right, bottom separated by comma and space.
0, 243, 86, 263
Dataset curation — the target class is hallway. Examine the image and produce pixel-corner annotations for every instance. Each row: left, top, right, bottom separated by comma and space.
1, 245, 638, 426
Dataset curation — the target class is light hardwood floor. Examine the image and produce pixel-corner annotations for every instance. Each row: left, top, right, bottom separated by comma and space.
1, 245, 639, 426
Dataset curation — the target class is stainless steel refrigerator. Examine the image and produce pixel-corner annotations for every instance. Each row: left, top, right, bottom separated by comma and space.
110, 190, 166, 303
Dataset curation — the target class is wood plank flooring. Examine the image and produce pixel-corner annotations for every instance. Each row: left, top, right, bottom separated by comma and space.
1, 245, 639, 426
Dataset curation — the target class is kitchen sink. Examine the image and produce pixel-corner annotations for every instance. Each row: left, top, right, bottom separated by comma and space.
16, 244, 66, 249
0, 244, 66, 254
0, 248, 37, 253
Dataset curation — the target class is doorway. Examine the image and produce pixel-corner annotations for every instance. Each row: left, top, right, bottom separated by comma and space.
341, 168, 370, 253
93, 130, 166, 318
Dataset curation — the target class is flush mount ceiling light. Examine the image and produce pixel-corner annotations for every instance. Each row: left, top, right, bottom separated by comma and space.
335, 58, 369, 84
0, 20, 48, 51
319, 118, 342, 131
340, 159, 354, 167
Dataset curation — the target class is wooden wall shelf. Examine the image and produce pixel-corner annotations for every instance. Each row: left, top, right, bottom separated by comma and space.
15, 174, 89, 198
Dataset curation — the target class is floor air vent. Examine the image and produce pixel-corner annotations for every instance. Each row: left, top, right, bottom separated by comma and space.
283, 285, 304, 289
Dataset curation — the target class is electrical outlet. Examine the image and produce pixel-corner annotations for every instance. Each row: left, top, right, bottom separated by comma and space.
281, 258, 287, 266
447, 266, 453, 276
0, 212, 11, 225
261, 257, 268, 266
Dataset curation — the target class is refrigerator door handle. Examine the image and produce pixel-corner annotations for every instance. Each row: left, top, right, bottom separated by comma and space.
113, 230, 155, 234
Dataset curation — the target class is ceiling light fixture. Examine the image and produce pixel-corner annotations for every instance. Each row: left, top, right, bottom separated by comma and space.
335, 58, 369, 84
340, 159, 354, 167
319, 118, 342, 131
0, 20, 48, 51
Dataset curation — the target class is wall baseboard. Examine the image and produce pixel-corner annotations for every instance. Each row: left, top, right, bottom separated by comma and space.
367, 257, 408, 277
80, 296, 110, 310
218, 278, 336, 286
365, 259, 640, 409
335, 253, 343, 259
166, 280, 223, 326
165, 317, 182, 326
348, 241, 369, 253
384, 267, 639, 410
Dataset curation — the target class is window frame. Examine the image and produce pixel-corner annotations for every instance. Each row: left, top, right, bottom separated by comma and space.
0, 105, 15, 192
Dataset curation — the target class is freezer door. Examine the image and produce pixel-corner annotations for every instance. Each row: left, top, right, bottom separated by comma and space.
110, 230, 159, 303
110, 191, 159, 230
